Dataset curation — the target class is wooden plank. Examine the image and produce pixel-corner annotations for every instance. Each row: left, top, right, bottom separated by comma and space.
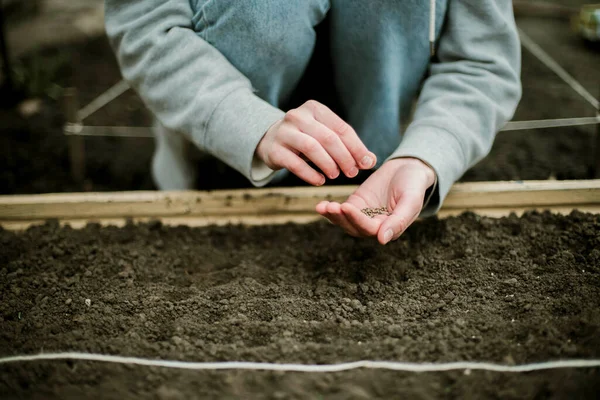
0, 180, 599, 230
442, 180, 600, 208
1, 204, 599, 231
595, 88, 600, 178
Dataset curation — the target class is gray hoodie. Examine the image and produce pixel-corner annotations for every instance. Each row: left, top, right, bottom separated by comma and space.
105, 0, 521, 213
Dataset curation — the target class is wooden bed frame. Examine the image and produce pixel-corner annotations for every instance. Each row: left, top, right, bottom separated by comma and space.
0, 180, 599, 230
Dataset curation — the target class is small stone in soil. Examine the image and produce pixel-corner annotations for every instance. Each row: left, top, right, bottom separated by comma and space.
361, 207, 390, 218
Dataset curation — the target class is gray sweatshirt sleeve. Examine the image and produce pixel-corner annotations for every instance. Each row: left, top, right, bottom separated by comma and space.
104, 0, 284, 186
389, 0, 522, 215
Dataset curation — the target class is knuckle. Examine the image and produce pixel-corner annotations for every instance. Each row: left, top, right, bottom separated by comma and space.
268, 148, 284, 167
284, 109, 303, 124
301, 138, 320, 154
334, 120, 351, 137
395, 216, 409, 234
321, 132, 338, 146
303, 100, 320, 111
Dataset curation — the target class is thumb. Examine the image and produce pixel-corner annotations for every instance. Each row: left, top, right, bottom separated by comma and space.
378, 190, 424, 245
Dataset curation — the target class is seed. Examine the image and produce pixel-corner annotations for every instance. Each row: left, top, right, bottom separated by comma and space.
361, 207, 390, 218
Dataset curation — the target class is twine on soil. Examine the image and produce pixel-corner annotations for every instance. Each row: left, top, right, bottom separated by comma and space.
1, 352, 600, 373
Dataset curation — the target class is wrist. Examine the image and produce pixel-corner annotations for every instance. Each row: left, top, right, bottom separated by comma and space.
255, 119, 281, 167
388, 157, 436, 188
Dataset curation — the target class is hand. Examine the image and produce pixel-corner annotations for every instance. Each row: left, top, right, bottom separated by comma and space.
316, 157, 436, 244
256, 100, 377, 186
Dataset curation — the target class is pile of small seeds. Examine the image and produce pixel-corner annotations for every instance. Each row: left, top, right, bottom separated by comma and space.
361, 207, 391, 218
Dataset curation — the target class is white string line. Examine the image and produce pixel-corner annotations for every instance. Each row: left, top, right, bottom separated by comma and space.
501, 116, 600, 131
64, 126, 154, 138
1, 353, 600, 373
61, 116, 599, 138
77, 80, 130, 122
518, 28, 599, 110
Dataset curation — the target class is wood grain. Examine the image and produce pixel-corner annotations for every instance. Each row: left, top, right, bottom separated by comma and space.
1, 180, 599, 230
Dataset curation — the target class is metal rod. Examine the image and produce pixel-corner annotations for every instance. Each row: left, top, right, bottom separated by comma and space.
519, 28, 599, 110
501, 116, 600, 131
64, 88, 86, 184
64, 125, 154, 138
77, 80, 130, 121
60, 116, 599, 139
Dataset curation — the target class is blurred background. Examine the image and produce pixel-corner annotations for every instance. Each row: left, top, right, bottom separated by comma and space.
0, 0, 598, 195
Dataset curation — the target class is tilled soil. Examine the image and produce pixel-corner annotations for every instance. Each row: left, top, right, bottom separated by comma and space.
1, 211, 599, 399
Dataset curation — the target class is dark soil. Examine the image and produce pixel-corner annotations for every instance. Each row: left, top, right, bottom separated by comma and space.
0, 36, 155, 195
1, 211, 599, 399
461, 37, 598, 182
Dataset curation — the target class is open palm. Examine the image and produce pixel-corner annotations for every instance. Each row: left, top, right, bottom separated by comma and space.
316, 157, 436, 244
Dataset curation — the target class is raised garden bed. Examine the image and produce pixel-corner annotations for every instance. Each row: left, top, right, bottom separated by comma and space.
1, 4, 599, 398
0, 181, 599, 399
1, 209, 599, 398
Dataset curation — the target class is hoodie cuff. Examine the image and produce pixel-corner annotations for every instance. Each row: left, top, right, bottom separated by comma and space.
251, 155, 277, 182
387, 123, 466, 216
201, 88, 285, 187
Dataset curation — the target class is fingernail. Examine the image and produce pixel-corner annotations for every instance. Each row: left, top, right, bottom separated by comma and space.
383, 229, 394, 244
348, 166, 359, 177
360, 156, 374, 168
319, 176, 326, 186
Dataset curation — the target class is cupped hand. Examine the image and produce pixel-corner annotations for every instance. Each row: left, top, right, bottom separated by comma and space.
255, 100, 377, 186
316, 157, 436, 244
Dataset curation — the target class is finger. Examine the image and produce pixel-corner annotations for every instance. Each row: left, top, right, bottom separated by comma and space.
316, 201, 335, 225
271, 147, 325, 186
305, 100, 376, 170
302, 120, 359, 178
315, 200, 329, 215
290, 102, 358, 178
326, 202, 361, 237
317, 201, 360, 235
378, 190, 424, 245
280, 129, 340, 180
340, 202, 381, 237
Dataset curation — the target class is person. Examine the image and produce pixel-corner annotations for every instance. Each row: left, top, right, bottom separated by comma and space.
105, 0, 521, 244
